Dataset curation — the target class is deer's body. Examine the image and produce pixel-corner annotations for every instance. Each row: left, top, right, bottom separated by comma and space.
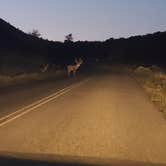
67, 58, 83, 77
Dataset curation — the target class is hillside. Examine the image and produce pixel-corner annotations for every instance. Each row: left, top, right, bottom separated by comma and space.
0, 18, 166, 75
0, 18, 64, 74
105, 32, 166, 65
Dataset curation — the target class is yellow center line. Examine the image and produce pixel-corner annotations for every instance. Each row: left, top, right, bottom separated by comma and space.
0, 79, 91, 127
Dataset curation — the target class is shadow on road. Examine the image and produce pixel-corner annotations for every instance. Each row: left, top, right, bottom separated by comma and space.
0, 152, 166, 166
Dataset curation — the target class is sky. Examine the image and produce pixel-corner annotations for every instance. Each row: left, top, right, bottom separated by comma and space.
0, 0, 166, 41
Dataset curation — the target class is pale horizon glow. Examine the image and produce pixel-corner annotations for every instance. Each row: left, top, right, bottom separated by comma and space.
0, 0, 166, 41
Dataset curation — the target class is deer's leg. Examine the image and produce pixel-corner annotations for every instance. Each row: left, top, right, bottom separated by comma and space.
68, 70, 70, 77
67, 67, 69, 77
73, 70, 76, 77
68, 68, 72, 77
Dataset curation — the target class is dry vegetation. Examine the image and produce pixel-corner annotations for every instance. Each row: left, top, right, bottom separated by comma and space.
1, 63, 166, 119
131, 65, 166, 117
0, 70, 64, 88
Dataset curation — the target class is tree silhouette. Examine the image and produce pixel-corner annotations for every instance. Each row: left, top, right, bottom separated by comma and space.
29, 29, 41, 38
65, 33, 73, 42
0, 17, 166, 73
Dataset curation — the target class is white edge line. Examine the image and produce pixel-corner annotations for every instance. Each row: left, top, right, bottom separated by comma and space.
0, 79, 90, 127
0, 79, 89, 121
0, 84, 74, 121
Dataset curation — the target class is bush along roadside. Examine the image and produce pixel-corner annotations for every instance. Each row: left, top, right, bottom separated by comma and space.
0, 70, 65, 88
132, 66, 166, 118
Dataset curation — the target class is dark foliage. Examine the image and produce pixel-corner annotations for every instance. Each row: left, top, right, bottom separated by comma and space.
0, 18, 165, 74
29, 29, 41, 38
64, 33, 73, 43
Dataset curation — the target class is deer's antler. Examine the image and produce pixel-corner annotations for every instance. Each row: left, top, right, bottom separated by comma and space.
79, 58, 83, 63
75, 58, 79, 64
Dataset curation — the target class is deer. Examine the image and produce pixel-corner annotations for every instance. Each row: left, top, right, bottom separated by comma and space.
40, 64, 49, 73
67, 58, 83, 77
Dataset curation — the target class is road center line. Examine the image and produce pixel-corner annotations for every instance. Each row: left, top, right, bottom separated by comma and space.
0, 79, 90, 127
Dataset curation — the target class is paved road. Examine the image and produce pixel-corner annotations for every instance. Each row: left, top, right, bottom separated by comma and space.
0, 74, 166, 165
0, 75, 87, 118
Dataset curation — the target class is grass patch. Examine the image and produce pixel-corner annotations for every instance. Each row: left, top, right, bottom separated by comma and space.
131, 65, 166, 117
0, 70, 65, 88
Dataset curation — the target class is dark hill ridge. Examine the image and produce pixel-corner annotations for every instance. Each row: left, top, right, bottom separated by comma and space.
0, 18, 62, 53
0, 17, 166, 74
0, 18, 38, 48
0, 18, 64, 74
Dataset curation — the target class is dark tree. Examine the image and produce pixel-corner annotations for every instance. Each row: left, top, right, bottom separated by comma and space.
65, 33, 73, 42
29, 29, 41, 38
0, 17, 166, 75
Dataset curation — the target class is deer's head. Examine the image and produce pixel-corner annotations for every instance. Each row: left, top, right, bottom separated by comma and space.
75, 58, 83, 67
40, 64, 49, 72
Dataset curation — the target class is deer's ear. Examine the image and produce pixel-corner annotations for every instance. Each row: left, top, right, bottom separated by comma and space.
75, 58, 78, 63
79, 58, 83, 63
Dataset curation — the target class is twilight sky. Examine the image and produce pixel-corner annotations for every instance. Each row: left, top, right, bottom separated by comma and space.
0, 0, 166, 41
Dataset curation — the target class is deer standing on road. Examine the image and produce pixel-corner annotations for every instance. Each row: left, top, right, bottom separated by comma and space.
67, 58, 83, 77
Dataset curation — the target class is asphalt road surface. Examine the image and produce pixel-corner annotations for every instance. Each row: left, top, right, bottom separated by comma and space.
0, 74, 166, 165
